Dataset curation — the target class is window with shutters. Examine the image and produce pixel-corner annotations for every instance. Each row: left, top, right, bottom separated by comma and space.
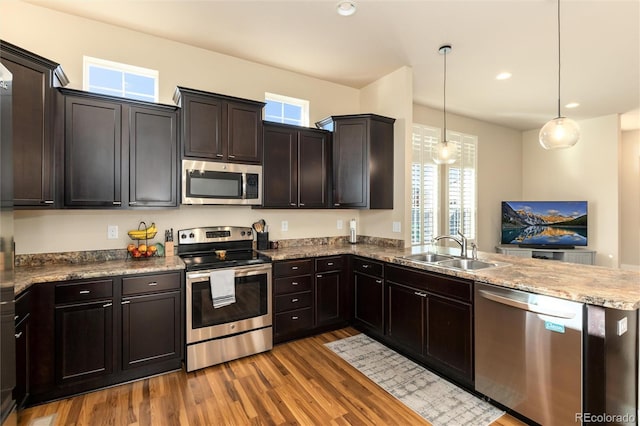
411, 124, 477, 246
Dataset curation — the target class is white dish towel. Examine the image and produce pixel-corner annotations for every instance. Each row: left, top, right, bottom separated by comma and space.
209, 269, 236, 308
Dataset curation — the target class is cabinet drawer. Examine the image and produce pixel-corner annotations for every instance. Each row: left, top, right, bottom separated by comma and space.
15, 290, 31, 325
275, 291, 312, 313
274, 259, 313, 277
274, 275, 312, 295
353, 257, 383, 277
55, 279, 113, 304
275, 307, 313, 335
315, 256, 344, 273
122, 272, 181, 295
386, 265, 471, 303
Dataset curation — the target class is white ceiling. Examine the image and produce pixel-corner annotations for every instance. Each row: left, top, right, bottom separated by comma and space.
25, 0, 640, 131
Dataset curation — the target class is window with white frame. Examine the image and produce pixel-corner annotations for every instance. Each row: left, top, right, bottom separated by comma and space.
264, 92, 309, 127
411, 124, 477, 246
83, 56, 158, 102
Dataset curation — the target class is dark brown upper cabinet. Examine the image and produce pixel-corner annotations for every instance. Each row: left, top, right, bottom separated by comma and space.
0, 40, 69, 208
262, 122, 330, 208
61, 88, 179, 208
317, 114, 395, 209
173, 87, 265, 164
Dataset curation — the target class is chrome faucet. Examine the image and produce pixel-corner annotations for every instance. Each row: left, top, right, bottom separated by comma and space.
433, 230, 468, 258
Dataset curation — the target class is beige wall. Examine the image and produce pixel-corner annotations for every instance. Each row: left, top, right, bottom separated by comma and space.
620, 129, 640, 269
522, 115, 621, 267
412, 104, 523, 252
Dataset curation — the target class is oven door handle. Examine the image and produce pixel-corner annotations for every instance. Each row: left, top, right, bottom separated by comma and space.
186, 265, 271, 281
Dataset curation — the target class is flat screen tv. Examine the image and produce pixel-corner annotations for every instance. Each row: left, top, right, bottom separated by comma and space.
501, 201, 588, 248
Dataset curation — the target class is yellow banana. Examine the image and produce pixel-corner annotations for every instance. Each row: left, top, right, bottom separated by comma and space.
127, 222, 157, 239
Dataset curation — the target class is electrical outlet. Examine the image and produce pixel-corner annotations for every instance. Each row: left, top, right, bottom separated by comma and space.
392, 221, 401, 233
281, 220, 288, 232
107, 225, 118, 239
337, 219, 343, 230
617, 317, 628, 336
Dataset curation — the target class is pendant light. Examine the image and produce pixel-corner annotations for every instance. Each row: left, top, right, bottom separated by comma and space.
433, 45, 456, 165
539, 0, 580, 149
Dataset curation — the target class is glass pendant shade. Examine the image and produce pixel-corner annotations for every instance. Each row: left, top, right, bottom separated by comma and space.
433, 140, 456, 165
538, 116, 580, 149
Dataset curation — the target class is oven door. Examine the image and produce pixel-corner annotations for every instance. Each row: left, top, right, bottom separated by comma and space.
186, 263, 272, 344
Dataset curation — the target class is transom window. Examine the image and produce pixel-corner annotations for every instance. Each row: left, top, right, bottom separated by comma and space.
264, 92, 309, 127
411, 124, 477, 246
83, 56, 158, 102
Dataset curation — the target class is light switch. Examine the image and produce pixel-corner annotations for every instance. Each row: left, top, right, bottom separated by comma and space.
281, 220, 288, 232
337, 219, 343, 230
392, 222, 401, 233
107, 225, 118, 239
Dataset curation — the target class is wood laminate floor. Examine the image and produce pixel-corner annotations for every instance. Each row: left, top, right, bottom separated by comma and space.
18, 327, 527, 426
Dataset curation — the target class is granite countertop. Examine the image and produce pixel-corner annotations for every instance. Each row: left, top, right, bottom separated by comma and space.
15, 256, 185, 295
260, 243, 640, 311
14, 243, 639, 311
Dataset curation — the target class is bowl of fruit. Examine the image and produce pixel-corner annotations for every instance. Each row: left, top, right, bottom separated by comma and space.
127, 243, 158, 260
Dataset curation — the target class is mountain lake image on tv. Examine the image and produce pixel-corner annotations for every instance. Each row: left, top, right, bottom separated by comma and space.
501, 201, 588, 248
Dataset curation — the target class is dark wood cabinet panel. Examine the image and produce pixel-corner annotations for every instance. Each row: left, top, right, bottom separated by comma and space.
262, 122, 330, 208
64, 96, 123, 207
55, 300, 115, 384
386, 282, 426, 356
122, 291, 182, 369
426, 295, 473, 382
14, 290, 31, 408
174, 87, 264, 164
129, 106, 178, 207
353, 273, 384, 335
317, 114, 394, 209
315, 270, 341, 327
0, 40, 68, 208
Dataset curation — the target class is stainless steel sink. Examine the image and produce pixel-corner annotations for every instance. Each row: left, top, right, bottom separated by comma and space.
403, 253, 453, 263
435, 258, 498, 271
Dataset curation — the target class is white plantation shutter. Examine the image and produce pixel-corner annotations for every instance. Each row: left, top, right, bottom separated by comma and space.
412, 125, 477, 245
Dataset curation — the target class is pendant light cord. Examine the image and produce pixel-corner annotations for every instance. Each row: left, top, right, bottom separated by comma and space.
443, 47, 447, 140
556, 0, 562, 118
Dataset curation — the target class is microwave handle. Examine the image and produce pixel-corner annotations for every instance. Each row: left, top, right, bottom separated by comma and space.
242, 172, 247, 200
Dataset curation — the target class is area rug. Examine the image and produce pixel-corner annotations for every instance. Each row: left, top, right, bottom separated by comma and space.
28, 414, 57, 426
325, 333, 504, 426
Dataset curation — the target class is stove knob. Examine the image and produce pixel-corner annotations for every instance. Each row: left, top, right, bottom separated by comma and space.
180, 233, 186, 239
247, 230, 252, 237
189, 233, 195, 239
240, 231, 246, 236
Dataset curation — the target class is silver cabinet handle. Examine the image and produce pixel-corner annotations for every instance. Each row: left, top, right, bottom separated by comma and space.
121, 300, 131, 305
327, 262, 334, 266
15, 332, 23, 339
317, 274, 323, 278
291, 316, 299, 320
414, 291, 427, 298
362, 264, 370, 269
129, 201, 138, 205
334, 203, 340, 206
103, 303, 113, 308
291, 282, 299, 286
291, 266, 299, 270
14, 315, 18, 321
299, 203, 305, 206
41, 200, 54, 204
290, 203, 296, 206
228, 155, 235, 159
112, 201, 122, 206
79, 290, 90, 294
148, 282, 158, 286
291, 298, 299, 303
376, 280, 382, 284
216, 154, 224, 158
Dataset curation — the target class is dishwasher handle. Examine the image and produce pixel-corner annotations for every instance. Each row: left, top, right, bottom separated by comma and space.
478, 289, 576, 319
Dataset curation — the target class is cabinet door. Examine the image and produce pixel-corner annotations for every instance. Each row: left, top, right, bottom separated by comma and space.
299, 129, 329, 208
315, 270, 342, 327
425, 295, 472, 382
226, 100, 263, 164
386, 282, 426, 357
64, 96, 123, 207
262, 125, 297, 207
14, 318, 29, 407
182, 94, 224, 159
353, 272, 384, 334
121, 291, 182, 370
55, 300, 114, 384
1, 57, 55, 207
129, 106, 178, 207
333, 118, 367, 208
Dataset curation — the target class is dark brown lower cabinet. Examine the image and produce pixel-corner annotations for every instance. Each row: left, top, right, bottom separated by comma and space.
352, 258, 385, 337
14, 290, 31, 408
386, 282, 425, 356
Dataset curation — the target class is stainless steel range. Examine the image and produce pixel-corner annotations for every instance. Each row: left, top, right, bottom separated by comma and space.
178, 226, 272, 372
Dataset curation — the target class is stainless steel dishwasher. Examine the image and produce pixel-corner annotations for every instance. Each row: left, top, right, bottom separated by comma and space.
475, 282, 584, 425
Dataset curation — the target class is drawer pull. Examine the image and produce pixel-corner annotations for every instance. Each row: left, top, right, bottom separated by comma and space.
121, 301, 131, 305
317, 274, 323, 278
41, 200, 54, 204
103, 303, 113, 308
291, 266, 299, 270
15, 332, 23, 339
112, 201, 122, 206
79, 290, 90, 295
291, 298, 299, 303
14, 315, 18, 321
291, 316, 299, 320
414, 291, 427, 298
290, 203, 296, 206
291, 282, 299, 286
327, 262, 334, 266
216, 154, 224, 158
228, 155, 235, 159
148, 282, 158, 286
362, 264, 370, 269
376, 279, 382, 284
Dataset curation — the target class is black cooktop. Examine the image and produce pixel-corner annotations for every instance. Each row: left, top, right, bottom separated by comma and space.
180, 250, 271, 271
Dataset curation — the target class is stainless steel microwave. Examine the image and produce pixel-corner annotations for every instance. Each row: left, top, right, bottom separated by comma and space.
182, 160, 262, 205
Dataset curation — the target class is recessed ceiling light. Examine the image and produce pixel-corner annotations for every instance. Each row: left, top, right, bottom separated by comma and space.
565, 102, 580, 109
336, 1, 356, 16
495, 72, 512, 80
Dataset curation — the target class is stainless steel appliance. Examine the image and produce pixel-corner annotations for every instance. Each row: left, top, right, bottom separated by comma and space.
178, 226, 272, 372
0, 61, 16, 426
182, 159, 261, 205
475, 282, 584, 425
